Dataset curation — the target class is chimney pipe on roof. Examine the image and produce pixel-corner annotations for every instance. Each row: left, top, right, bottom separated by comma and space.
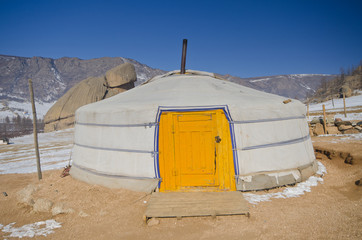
180, 39, 187, 74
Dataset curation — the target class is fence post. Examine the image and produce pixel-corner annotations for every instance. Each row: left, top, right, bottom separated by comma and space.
28, 79, 42, 180
343, 92, 347, 117
307, 102, 309, 119
331, 96, 334, 108
322, 104, 327, 134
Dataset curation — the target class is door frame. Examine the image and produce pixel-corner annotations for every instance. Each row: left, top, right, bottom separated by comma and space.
153, 105, 239, 190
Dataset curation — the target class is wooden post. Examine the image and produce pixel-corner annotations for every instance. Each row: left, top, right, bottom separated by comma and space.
28, 79, 42, 180
343, 92, 347, 117
307, 102, 309, 119
331, 96, 334, 108
322, 104, 327, 134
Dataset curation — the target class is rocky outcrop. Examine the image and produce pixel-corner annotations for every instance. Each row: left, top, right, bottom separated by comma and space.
0, 54, 165, 103
44, 63, 136, 132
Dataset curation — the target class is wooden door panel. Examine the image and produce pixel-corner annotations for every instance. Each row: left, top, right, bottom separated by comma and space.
174, 113, 218, 188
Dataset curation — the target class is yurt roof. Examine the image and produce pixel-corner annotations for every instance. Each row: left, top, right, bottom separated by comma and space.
76, 70, 306, 125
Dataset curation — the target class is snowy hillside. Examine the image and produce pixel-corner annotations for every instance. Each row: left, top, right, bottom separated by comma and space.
307, 92, 362, 121
0, 100, 55, 120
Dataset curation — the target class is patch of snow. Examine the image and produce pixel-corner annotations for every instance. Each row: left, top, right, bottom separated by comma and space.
308, 94, 362, 112
290, 74, 331, 78
249, 78, 271, 83
135, 73, 148, 86
0, 128, 74, 174
299, 82, 314, 92
307, 93, 362, 121
50, 67, 65, 88
333, 112, 362, 121
243, 161, 326, 204
307, 112, 362, 122
0, 100, 55, 119
0, 109, 15, 120
2, 93, 27, 100
340, 133, 362, 140
1, 219, 61, 238
316, 133, 362, 141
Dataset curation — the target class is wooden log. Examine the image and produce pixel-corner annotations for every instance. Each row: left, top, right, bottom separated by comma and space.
28, 79, 42, 180
322, 104, 327, 134
343, 92, 347, 117
307, 102, 309, 119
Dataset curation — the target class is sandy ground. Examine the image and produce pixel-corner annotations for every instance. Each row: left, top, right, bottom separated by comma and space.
1, 137, 362, 239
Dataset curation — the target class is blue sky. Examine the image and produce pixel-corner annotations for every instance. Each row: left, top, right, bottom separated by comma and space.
0, 0, 361, 77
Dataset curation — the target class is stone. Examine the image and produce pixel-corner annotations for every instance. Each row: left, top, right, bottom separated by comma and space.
355, 126, 362, 131
105, 62, 137, 87
338, 125, 352, 131
326, 126, 340, 135
147, 218, 160, 226
315, 152, 324, 160
241, 174, 277, 190
310, 117, 321, 125
299, 165, 316, 181
355, 179, 362, 186
326, 115, 335, 125
344, 156, 353, 165
79, 211, 89, 217
278, 173, 297, 186
343, 128, 360, 134
51, 202, 75, 216
33, 198, 54, 213
335, 121, 352, 127
313, 123, 325, 136
17, 184, 39, 206
334, 118, 342, 124
309, 128, 314, 137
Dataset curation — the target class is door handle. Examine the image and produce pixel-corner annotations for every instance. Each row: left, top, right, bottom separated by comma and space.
215, 136, 221, 143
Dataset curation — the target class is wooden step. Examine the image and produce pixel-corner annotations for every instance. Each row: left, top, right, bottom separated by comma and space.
144, 191, 249, 221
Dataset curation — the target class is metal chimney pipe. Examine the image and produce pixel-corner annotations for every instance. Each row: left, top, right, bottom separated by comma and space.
180, 39, 187, 74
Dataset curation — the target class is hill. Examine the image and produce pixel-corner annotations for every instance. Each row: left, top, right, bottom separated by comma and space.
221, 74, 336, 100
0, 54, 336, 118
311, 63, 362, 102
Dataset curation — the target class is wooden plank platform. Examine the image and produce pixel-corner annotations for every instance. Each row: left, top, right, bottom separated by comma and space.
144, 191, 249, 220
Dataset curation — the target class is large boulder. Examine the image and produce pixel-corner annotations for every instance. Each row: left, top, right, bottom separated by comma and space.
105, 63, 137, 87
44, 63, 136, 132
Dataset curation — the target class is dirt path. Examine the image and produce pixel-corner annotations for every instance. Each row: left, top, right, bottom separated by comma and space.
1, 140, 361, 239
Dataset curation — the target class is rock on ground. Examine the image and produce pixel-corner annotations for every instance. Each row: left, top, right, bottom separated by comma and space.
51, 202, 74, 216
16, 184, 39, 206
33, 198, 54, 213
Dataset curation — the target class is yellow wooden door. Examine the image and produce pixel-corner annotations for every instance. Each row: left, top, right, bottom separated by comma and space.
174, 113, 218, 188
159, 110, 236, 192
